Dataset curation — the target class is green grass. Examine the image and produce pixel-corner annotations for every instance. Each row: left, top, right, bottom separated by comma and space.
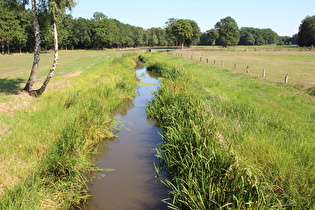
144, 52, 315, 209
0, 51, 138, 208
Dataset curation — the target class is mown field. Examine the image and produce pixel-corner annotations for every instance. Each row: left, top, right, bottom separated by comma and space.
142, 50, 315, 209
175, 46, 315, 89
0, 50, 138, 208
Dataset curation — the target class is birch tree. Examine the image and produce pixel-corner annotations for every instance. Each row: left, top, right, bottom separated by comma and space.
23, 0, 76, 96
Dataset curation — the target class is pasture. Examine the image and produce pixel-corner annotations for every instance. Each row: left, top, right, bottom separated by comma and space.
174, 46, 315, 89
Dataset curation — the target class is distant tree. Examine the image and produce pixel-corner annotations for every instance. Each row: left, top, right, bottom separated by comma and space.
290, 33, 298, 45
185, 19, 201, 47
239, 28, 255, 45
72, 17, 92, 49
147, 28, 159, 46
92, 12, 107, 21
0, 0, 29, 54
298, 16, 315, 47
239, 27, 280, 45
215, 16, 240, 47
207, 29, 219, 46
168, 19, 201, 50
165, 18, 178, 45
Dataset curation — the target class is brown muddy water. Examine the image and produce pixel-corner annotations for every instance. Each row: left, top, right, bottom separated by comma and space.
85, 66, 169, 210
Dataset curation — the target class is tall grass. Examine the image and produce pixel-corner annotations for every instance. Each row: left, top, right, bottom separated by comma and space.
144, 52, 315, 209
0, 53, 137, 209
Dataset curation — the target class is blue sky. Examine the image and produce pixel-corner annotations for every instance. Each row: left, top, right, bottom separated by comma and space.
71, 0, 315, 36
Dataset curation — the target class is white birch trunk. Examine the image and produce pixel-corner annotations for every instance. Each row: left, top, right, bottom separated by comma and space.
30, 22, 58, 96
23, 0, 41, 92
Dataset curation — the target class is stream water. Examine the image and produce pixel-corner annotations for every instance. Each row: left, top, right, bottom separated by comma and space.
85, 66, 168, 210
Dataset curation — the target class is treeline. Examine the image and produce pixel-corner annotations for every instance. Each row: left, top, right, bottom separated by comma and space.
1, 0, 313, 54
0, 2, 172, 53
200, 27, 296, 46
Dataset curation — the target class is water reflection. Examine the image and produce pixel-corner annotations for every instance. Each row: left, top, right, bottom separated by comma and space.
85, 66, 168, 210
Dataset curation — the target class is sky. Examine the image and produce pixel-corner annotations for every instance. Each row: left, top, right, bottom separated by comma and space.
71, 0, 315, 36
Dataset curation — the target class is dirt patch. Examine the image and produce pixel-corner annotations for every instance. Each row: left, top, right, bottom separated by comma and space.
64, 71, 82, 78
0, 103, 10, 114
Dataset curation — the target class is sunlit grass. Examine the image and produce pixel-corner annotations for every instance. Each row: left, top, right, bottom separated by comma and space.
0, 51, 137, 208
175, 46, 315, 88
145, 52, 315, 209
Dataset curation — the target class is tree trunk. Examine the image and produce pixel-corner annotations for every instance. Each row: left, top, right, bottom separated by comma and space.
23, 0, 41, 92
30, 22, 58, 96
1, 39, 4, 55
7, 41, 10, 54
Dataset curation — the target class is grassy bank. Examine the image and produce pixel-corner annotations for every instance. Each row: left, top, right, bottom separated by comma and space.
0, 52, 137, 208
143, 52, 315, 209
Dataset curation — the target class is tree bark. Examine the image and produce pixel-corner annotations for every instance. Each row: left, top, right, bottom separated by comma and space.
1, 39, 4, 55
23, 0, 41, 92
30, 22, 58, 96
7, 41, 10, 54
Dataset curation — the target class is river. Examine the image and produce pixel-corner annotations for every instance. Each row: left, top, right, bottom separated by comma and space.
85, 66, 168, 210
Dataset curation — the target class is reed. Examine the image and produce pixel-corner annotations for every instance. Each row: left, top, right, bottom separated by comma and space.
144, 52, 315, 209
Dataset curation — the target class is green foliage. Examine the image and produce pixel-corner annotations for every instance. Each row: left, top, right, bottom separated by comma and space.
167, 19, 201, 49
200, 29, 219, 46
0, 0, 30, 53
215, 16, 240, 47
240, 27, 280, 45
298, 15, 315, 47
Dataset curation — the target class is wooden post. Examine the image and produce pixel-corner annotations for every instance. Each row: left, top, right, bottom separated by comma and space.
284, 74, 289, 83
206, 58, 209, 63
234, 64, 236, 70
262, 69, 266, 77
191, 55, 193, 60
200, 57, 202, 62
222, 61, 224, 68
246, 66, 249, 74
214, 60, 216, 65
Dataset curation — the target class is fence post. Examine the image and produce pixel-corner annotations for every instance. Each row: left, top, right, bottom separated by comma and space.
262, 69, 266, 77
200, 57, 202, 62
206, 58, 209, 63
246, 66, 249, 74
191, 55, 193, 60
284, 74, 289, 83
214, 60, 216, 65
234, 64, 236, 70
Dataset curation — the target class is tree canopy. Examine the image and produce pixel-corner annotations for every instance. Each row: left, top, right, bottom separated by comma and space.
166, 18, 201, 50
239, 27, 280, 45
215, 16, 240, 47
298, 16, 315, 47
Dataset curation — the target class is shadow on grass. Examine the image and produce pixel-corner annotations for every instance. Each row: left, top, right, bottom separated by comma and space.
0, 78, 25, 94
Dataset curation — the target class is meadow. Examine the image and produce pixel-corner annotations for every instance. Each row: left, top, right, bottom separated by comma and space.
143, 50, 315, 209
175, 46, 315, 89
0, 51, 138, 208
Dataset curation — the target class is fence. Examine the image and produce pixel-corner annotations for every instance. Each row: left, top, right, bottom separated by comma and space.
173, 52, 290, 84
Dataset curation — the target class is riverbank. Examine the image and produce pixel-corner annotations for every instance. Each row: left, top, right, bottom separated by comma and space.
144, 52, 315, 209
0, 53, 137, 208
